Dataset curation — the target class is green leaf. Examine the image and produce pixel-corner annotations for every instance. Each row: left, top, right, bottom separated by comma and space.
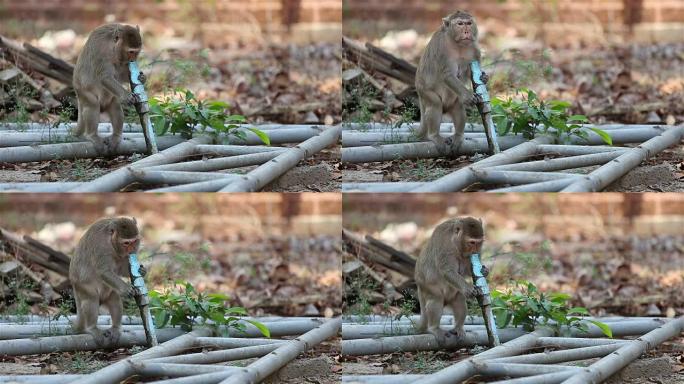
568, 114, 589, 122
588, 127, 613, 145
245, 319, 271, 338
247, 127, 271, 146
568, 307, 589, 315
586, 320, 613, 338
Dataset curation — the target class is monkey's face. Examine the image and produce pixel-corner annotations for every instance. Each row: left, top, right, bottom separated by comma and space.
115, 26, 143, 63
447, 16, 477, 44
464, 236, 484, 254
114, 234, 140, 255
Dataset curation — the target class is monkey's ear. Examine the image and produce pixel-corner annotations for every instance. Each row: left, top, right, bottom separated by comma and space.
136, 25, 140, 32
131, 217, 137, 225
113, 25, 121, 42
442, 17, 451, 28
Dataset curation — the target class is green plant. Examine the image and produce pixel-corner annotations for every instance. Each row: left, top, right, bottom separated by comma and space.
149, 89, 270, 145
491, 88, 612, 145
149, 281, 270, 338
492, 280, 612, 337
344, 273, 377, 318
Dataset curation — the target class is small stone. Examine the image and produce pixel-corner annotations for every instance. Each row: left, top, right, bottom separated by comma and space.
646, 303, 662, 316
646, 111, 662, 123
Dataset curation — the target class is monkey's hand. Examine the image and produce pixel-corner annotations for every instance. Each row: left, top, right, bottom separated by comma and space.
138, 264, 147, 277
465, 284, 479, 298
125, 92, 141, 106
480, 264, 489, 277
138, 71, 147, 84
471, 92, 484, 106
480, 71, 489, 84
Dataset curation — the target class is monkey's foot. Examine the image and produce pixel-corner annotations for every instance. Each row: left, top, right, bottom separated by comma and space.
104, 327, 121, 346
447, 327, 466, 342
428, 329, 450, 347
102, 136, 122, 156
444, 136, 464, 157
86, 137, 106, 154
429, 137, 450, 156
86, 328, 107, 346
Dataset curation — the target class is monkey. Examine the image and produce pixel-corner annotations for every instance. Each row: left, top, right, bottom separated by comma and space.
415, 11, 485, 155
73, 24, 144, 154
414, 217, 485, 346
69, 217, 141, 347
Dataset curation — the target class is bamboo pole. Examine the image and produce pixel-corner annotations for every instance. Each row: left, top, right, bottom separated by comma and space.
486, 151, 623, 172
487, 178, 576, 192
342, 375, 424, 383
195, 144, 285, 156
218, 317, 341, 384
562, 316, 684, 384
486, 344, 622, 364
145, 343, 280, 364
130, 170, 239, 185
0, 329, 187, 355
342, 182, 423, 192
144, 151, 285, 172
71, 329, 212, 384
412, 138, 552, 192
0, 136, 185, 163
69, 136, 212, 192
219, 125, 341, 192
132, 362, 238, 377
0, 375, 84, 383
0, 182, 84, 192
474, 170, 582, 185
413, 330, 554, 384
562, 125, 684, 192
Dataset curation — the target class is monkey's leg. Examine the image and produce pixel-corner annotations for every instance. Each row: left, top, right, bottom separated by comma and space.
447, 292, 467, 341
424, 295, 449, 346
445, 102, 466, 152
71, 290, 85, 333
416, 286, 428, 332
103, 99, 124, 154
418, 91, 447, 154
80, 295, 106, 346
77, 91, 105, 153
73, 95, 85, 137
102, 291, 123, 346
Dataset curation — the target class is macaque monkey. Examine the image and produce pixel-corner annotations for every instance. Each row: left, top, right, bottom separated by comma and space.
415, 11, 484, 154
414, 217, 484, 346
69, 217, 141, 346
73, 24, 144, 154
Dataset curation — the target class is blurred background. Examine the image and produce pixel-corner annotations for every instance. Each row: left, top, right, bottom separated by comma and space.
0, 193, 341, 318
343, 193, 684, 317
0, 0, 342, 124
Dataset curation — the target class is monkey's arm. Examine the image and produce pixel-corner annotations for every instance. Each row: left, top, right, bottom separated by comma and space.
443, 68, 474, 102
102, 75, 135, 104
437, 255, 475, 294
97, 263, 133, 295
